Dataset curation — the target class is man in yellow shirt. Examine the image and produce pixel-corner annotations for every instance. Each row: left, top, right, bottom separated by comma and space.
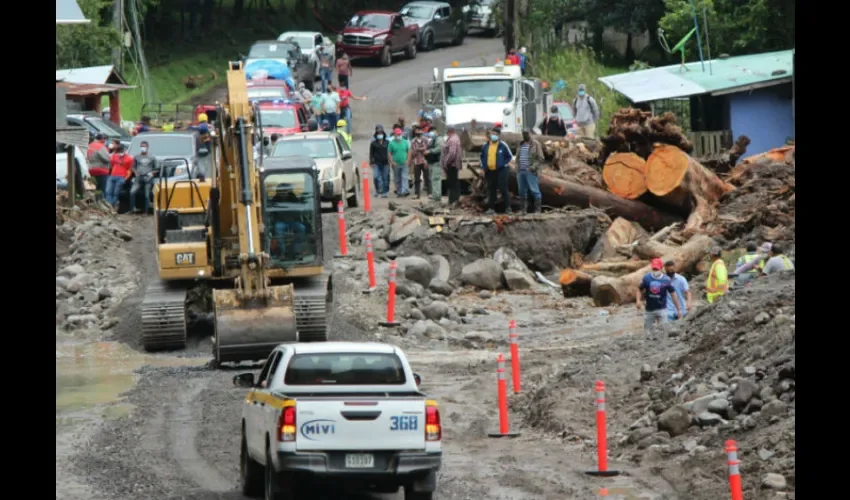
706, 246, 728, 304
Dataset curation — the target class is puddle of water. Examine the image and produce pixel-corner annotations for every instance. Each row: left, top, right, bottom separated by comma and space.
56, 341, 206, 417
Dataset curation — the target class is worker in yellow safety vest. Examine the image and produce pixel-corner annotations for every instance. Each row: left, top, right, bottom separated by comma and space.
734, 242, 761, 285
706, 246, 729, 304
761, 243, 795, 275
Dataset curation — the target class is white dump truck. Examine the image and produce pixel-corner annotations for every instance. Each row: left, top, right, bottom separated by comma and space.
234, 342, 442, 500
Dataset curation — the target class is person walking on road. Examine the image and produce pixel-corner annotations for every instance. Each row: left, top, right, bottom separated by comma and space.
335, 53, 352, 89
761, 243, 795, 275
370, 126, 391, 198
572, 84, 600, 138
336, 119, 352, 147
86, 133, 111, 197
337, 83, 367, 135
479, 127, 514, 215
664, 260, 691, 321
106, 145, 133, 208
426, 130, 443, 202
636, 258, 682, 333
321, 85, 341, 129
441, 125, 462, 207
317, 44, 334, 93
514, 129, 543, 214
129, 140, 158, 214
388, 127, 410, 196
705, 246, 729, 304
409, 125, 431, 200
540, 106, 568, 136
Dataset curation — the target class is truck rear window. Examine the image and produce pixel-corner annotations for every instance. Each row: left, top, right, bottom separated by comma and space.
284, 353, 406, 385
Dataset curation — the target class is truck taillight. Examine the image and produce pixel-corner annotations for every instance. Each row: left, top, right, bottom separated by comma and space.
425, 402, 441, 441
279, 405, 296, 442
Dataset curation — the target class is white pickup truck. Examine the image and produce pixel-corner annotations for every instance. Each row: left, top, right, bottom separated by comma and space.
234, 342, 442, 500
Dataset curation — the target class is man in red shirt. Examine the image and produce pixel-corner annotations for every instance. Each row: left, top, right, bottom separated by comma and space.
106, 145, 134, 208
505, 49, 521, 66
86, 134, 111, 195
336, 83, 367, 135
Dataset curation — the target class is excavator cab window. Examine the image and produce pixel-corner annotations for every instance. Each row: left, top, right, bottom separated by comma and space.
263, 172, 318, 266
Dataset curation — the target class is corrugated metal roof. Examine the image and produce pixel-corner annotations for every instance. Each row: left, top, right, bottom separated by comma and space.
56, 65, 128, 85
57, 82, 135, 96
56, 0, 89, 24
599, 50, 794, 103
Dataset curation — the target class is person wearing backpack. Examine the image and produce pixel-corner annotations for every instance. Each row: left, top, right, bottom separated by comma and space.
539, 106, 568, 136
572, 84, 600, 138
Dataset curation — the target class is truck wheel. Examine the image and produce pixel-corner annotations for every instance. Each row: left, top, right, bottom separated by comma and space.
380, 47, 392, 66
422, 31, 435, 51
241, 431, 263, 497
406, 39, 417, 60
264, 447, 286, 500
404, 489, 434, 500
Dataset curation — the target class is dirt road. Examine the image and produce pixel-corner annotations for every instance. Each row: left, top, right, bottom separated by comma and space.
58, 37, 688, 500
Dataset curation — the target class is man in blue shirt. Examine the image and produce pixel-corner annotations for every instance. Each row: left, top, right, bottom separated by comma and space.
636, 258, 682, 333
664, 260, 691, 321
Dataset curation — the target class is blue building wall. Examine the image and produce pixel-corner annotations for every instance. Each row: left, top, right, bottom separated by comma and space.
728, 84, 794, 157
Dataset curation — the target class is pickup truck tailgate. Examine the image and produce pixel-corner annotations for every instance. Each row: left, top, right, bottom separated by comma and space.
296, 398, 426, 451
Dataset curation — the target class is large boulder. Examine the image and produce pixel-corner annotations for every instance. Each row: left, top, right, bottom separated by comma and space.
428, 279, 454, 296
398, 256, 434, 287
493, 247, 530, 274
396, 281, 425, 298
502, 269, 535, 290
657, 405, 692, 437
427, 255, 451, 282
460, 258, 503, 290
421, 301, 450, 321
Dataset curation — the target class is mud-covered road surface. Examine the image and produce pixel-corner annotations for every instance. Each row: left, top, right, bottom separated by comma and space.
56, 36, 733, 500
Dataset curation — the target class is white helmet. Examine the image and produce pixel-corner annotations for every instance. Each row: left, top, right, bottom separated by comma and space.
433, 109, 443, 119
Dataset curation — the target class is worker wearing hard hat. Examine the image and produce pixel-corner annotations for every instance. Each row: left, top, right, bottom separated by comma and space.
336, 119, 352, 147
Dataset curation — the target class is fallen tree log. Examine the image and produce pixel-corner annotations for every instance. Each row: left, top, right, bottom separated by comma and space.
645, 144, 735, 235
559, 268, 594, 297
586, 217, 647, 262
547, 155, 604, 189
632, 239, 677, 260
602, 152, 647, 199
461, 129, 601, 157
590, 234, 713, 306
599, 109, 693, 164
580, 260, 649, 273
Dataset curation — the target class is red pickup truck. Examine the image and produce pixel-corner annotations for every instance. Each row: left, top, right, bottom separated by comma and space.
337, 11, 419, 66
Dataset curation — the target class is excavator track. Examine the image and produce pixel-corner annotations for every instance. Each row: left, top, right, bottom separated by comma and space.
293, 272, 334, 342
141, 280, 188, 351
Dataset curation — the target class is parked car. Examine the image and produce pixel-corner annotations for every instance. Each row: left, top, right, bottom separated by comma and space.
271, 131, 358, 208
66, 112, 132, 149
277, 31, 334, 79
257, 100, 310, 138
55, 142, 89, 192
128, 131, 213, 182
462, 0, 500, 37
247, 79, 292, 101
243, 40, 316, 90
337, 11, 419, 67
553, 101, 579, 137
400, 1, 464, 50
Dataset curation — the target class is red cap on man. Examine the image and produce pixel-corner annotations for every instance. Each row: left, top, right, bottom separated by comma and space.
650, 258, 664, 270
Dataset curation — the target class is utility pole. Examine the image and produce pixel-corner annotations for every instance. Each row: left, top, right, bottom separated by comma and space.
112, 0, 124, 71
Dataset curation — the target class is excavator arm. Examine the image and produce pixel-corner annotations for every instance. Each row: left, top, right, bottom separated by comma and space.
211, 62, 298, 364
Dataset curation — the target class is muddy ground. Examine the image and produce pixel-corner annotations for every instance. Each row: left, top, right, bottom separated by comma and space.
56, 37, 794, 500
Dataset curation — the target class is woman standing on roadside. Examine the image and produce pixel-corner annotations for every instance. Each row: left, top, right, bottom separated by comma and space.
369, 125, 391, 198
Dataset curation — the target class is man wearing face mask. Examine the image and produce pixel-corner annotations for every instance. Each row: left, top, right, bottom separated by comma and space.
479, 127, 514, 215
636, 258, 682, 333
539, 106, 567, 137
514, 129, 544, 214
129, 141, 159, 214
664, 260, 691, 321
409, 125, 431, 200
369, 125, 390, 198
387, 127, 411, 196
106, 145, 134, 208
572, 84, 600, 138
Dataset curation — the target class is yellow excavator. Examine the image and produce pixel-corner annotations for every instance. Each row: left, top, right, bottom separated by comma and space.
141, 61, 332, 365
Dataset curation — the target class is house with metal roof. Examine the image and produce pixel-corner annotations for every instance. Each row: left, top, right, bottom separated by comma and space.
56, 65, 134, 125
599, 50, 794, 159
56, 0, 89, 24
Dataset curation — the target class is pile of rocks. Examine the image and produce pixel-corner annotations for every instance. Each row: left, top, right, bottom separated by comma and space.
616, 272, 795, 498
56, 212, 140, 334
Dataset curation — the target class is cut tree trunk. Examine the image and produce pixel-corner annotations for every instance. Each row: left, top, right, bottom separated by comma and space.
580, 260, 649, 273
632, 239, 677, 260
530, 171, 682, 230
559, 268, 593, 297
461, 129, 600, 156
590, 234, 713, 306
602, 152, 647, 199
547, 155, 604, 189
586, 216, 647, 262
645, 144, 735, 235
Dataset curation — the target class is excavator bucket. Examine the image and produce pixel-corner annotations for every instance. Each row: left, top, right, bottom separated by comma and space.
213, 284, 298, 364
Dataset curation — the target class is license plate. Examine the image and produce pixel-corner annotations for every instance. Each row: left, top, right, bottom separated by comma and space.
345, 453, 375, 468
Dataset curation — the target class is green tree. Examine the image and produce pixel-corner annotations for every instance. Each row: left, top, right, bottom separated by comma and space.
56, 0, 121, 69
659, 0, 794, 58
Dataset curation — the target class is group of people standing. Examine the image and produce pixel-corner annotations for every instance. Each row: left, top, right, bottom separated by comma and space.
86, 134, 159, 214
